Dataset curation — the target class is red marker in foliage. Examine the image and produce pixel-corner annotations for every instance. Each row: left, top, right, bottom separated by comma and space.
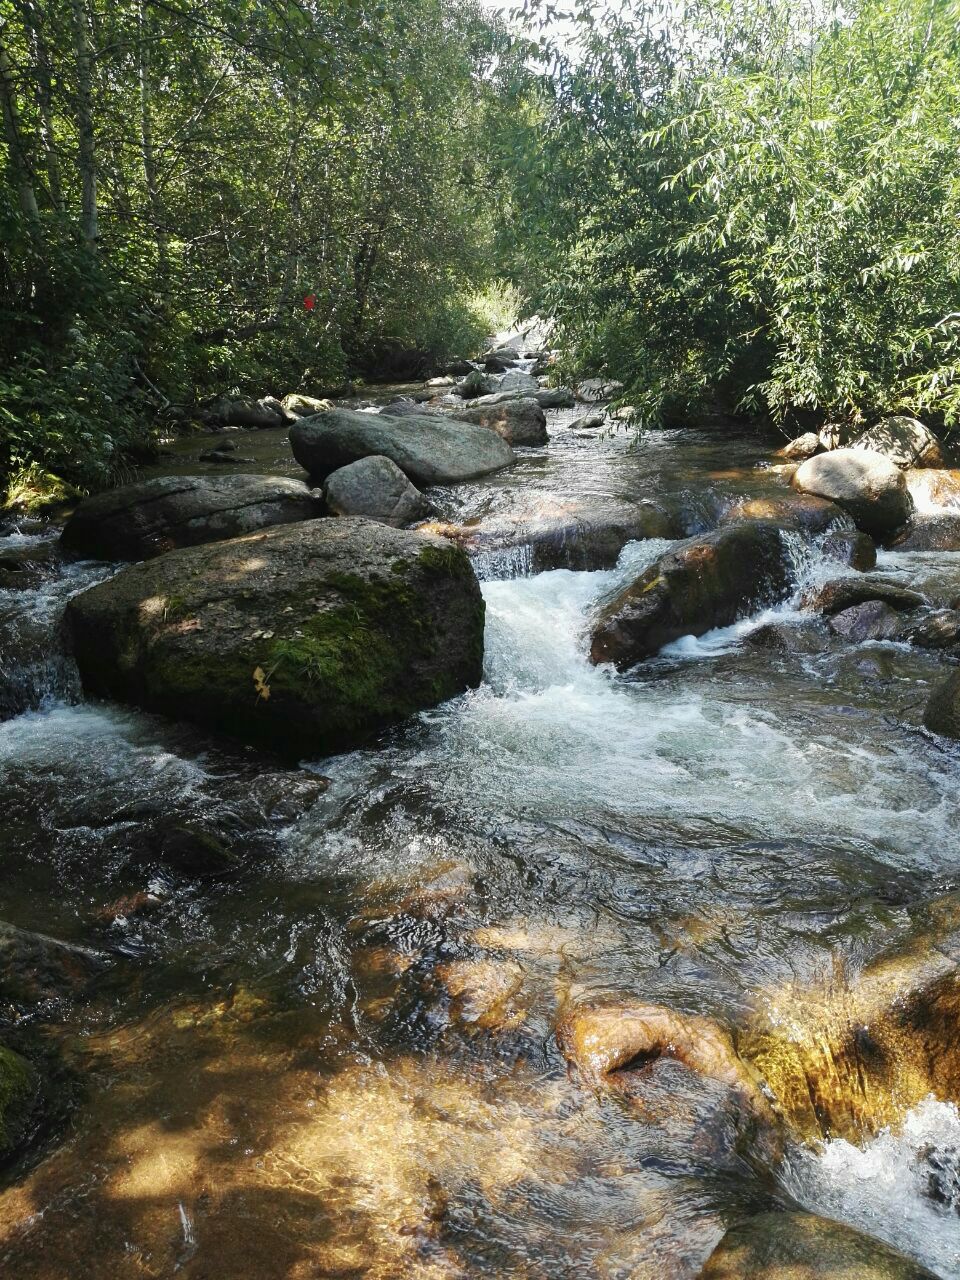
303, 293, 316, 312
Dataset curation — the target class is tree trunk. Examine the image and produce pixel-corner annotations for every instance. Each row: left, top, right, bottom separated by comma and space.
0, 27, 42, 230
138, 0, 167, 277
69, 0, 97, 250
17, 0, 62, 210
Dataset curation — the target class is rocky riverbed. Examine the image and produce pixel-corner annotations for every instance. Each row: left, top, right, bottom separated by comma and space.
3, 371, 960, 1278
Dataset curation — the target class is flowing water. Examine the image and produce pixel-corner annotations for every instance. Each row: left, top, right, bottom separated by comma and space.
2, 409, 960, 1277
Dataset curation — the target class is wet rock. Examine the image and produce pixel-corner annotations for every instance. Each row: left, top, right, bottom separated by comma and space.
289, 408, 515, 486
206, 396, 285, 429
576, 378, 624, 402
443, 358, 475, 377
155, 823, 240, 878
424, 501, 678, 574
570, 411, 606, 431
281, 393, 333, 418
905, 609, 960, 654
776, 432, 821, 461
821, 528, 878, 570
892, 514, 960, 552
454, 370, 494, 399
793, 448, 913, 536
0, 1043, 38, 1162
437, 957, 525, 1031
0, 921, 107, 1009
536, 386, 577, 409
720, 493, 847, 535
829, 600, 902, 642
379, 396, 443, 419
452, 397, 548, 446
744, 620, 829, 655
61, 475, 322, 562
220, 770, 330, 822
802, 577, 927, 617
497, 370, 539, 395
590, 522, 792, 668
740, 892, 960, 1142
65, 519, 485, 758
700, 1211, 936, 1279
852, 415, 943, 469
904, 467, 960, 508
483, 354, 512, 373
923, 669, 960, 739
322, 455, 434, 528
198, 450, 255, 465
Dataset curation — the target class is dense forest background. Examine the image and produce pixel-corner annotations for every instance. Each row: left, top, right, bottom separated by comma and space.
1, 0, 959, 498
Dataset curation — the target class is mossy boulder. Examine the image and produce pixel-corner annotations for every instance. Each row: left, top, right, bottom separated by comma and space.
65, 519, 485, 758
61, 474, 322, 561
590, 521, 792, 668
0, 1044, 38, 1161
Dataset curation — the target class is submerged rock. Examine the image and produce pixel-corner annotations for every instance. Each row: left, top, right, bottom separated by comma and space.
452, 397, 548, 446
923, 669, 960, 739
905, 609, 960, 654
289, 408, 515, 486
700, 1211, 936, 1280
322, 455, 434, 527
61, 475, 322, 562
0, 921, 108, 1009
851, 415, 943, 469
793, 448, 912, 536
0, 1043, 38, 1162
65, 519, 485, 758
590, 522, 792, 668
829, 599, 902, 642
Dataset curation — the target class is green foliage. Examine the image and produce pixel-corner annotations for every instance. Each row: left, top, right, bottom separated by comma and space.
0, 0, 514, 491
504, 0, 960, 429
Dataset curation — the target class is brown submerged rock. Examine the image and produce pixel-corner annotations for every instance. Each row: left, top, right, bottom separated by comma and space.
821, 528, 877, 570
590, 522, 792, 668
720, 493, 847, 534
775, 433, 821, 461
700, 1211, 937, 1280
65, 519, 485, 758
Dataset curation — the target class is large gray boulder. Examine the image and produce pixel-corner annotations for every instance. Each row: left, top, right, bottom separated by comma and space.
590, 522, 792, 668
792, 448, 912, 536
289, 408, 514, 486
452, 397, 547, 446
206, 396, 284, 429
468, 386, 576, 410
61, 474, 323, 561
322, 455, 433, 527
65, 519, 484, 758
852, 415, 943, 469
701, 1210, 936, 1280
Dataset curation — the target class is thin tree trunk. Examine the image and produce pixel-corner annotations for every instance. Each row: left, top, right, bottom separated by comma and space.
18, 0, 62, 209
69, 0, 97, 250
138, 0, 167, 277
0, 27, 42, 230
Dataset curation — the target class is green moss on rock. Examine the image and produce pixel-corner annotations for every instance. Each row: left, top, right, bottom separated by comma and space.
0, 1043, 37, 1160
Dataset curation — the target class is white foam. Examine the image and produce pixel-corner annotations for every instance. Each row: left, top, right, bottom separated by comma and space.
782, 1098, 960, 1279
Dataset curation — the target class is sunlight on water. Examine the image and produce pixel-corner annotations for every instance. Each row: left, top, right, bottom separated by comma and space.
783, 1098, 960, 1279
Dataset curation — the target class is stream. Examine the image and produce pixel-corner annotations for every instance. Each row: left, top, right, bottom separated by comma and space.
2, 404, 960, 1277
